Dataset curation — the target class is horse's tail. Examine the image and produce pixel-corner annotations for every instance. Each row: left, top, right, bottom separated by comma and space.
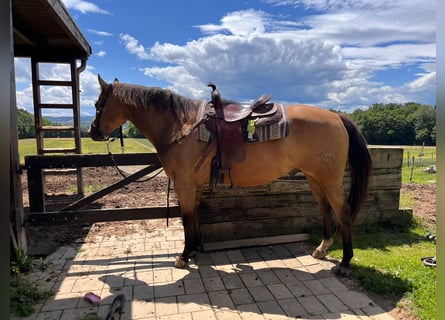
340, 114, 372, 224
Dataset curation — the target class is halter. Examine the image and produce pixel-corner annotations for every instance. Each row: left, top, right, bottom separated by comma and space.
91, 84, 114, 140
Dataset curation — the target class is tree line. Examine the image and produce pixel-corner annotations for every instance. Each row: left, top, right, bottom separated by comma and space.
17, 102, 436, 146
349, 102, 435, 146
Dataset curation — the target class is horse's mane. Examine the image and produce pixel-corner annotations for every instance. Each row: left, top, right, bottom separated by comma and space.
112, 83, 200, 123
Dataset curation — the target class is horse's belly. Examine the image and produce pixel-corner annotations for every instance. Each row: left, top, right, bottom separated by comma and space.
228, 142, 295, 186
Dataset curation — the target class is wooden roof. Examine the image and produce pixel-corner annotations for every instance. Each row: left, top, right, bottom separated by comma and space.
12, 0, 91, 59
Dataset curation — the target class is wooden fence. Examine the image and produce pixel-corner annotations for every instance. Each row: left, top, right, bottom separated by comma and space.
197, 147, 412, 249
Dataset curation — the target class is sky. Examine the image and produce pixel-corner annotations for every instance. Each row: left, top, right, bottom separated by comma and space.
14, 0, 436, 117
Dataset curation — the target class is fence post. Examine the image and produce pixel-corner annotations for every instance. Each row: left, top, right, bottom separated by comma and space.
409, 155, 415, 182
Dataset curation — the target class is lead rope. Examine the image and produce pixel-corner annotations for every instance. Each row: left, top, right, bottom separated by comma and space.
119, 125, 124, 153
105, 127, 164, 183
166, 178, 171, 227
105, 127, 172, 227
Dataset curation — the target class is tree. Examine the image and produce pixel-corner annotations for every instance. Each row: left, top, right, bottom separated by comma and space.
407, 104, 436, 145
349, 102, 435, 146
125, 122, 144, 138
17, 108, 55, 139
17, 108, 36, 139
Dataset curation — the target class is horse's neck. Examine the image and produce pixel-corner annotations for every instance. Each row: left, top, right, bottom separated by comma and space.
126, 100, 199, 154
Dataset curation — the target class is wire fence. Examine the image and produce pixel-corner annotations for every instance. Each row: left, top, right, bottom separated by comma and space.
403, 146, 436, 183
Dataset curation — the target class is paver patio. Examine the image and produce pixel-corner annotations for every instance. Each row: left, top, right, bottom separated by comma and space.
12, 218, 394, 320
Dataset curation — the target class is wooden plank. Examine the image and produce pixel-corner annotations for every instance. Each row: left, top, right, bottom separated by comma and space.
61, 165, 162, 211
27, 165, 45, 213
26, 206, 181, 225
198, 168, 402, 198
10, 13, 28, 251
24, 153, 161, 168
40, 125, 75, 131
41, 147, 77, 153
37, 79, 73, 86
200, 216, 322, 242
199, 188, 401, 224
202, 233, 310, 251
38, 103, 75, 109
368, 147, 403, 168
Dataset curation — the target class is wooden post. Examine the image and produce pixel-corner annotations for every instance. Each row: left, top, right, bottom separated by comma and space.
27, 167, 45, 213
9, 2, 28, 252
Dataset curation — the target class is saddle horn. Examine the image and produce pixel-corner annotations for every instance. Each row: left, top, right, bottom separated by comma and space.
208, 82, 223, 111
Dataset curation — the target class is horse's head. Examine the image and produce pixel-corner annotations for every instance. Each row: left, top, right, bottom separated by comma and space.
89, 75, 126, 141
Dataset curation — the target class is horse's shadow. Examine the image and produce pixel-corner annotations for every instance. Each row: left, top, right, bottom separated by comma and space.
89, 250, 410, 320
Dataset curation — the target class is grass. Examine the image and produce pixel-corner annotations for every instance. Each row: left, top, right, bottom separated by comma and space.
310, 219, 436, 320
400, 146, 436, 184
308, 146, 436, 319
307, 146, 437, 320
18, 137, 156, 164
10, 250, 53, 316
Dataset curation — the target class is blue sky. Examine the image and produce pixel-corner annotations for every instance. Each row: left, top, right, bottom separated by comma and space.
14, 0, 436, 117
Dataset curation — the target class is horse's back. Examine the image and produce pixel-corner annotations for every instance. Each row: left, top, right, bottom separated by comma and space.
228, 104, 349, 186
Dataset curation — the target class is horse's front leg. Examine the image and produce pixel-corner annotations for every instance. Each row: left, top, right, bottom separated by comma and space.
174, 213, 200, 268
173, 186, 201, 268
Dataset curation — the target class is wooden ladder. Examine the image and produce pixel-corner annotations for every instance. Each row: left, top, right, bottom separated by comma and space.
31, 57, 84, 195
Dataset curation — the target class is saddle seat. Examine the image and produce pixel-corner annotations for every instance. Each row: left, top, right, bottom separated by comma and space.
202, 83, 280, 188
223, 94, 275, 122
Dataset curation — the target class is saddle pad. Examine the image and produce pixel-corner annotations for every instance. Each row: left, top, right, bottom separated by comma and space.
197, 103, 289, 143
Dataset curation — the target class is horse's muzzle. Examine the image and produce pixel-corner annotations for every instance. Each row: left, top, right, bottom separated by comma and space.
89, 124, 108, 141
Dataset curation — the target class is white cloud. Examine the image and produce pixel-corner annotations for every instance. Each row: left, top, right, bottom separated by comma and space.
147, 34, 346, 103
198, 9, 267, 36
15, 86, 33, 112
119, 33, 150, 60
14, 58, 31, 83
79, 67, 102, 116
96, 50, 106, 57
341, 43, 436, 69
121, 3, 435, 110
87, 29, 113, 37
406, 71, 436, 94
62, 0, 110, 14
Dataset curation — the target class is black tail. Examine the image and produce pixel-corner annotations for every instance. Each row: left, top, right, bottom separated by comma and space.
339, 114, 372, 223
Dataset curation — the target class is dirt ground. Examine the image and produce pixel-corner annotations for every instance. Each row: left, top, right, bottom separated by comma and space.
20, 166, 436, 320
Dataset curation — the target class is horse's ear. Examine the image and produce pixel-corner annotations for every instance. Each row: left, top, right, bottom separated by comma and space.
114, 78, 119, 83
98, 74, 108, 91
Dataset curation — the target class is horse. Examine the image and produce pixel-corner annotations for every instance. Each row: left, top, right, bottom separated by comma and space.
89, 75, 372, 276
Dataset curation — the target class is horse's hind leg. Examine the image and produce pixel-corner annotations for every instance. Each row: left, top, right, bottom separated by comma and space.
307, 177, 334, 259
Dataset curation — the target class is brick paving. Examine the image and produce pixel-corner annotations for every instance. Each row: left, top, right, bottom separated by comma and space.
12, 218, 394, 320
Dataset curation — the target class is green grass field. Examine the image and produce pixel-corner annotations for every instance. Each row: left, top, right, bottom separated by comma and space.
18, 138, 156, 164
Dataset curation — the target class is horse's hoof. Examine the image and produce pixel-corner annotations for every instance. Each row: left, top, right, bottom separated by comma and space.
333, 264, 352, 277
312, 249, 327, 259
174, 257, 187, 268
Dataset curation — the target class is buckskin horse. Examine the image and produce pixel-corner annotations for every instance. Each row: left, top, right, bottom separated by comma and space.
89, 75, 372, 276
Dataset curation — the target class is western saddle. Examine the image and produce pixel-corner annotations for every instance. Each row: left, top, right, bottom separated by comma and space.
198, 82, 282, 189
